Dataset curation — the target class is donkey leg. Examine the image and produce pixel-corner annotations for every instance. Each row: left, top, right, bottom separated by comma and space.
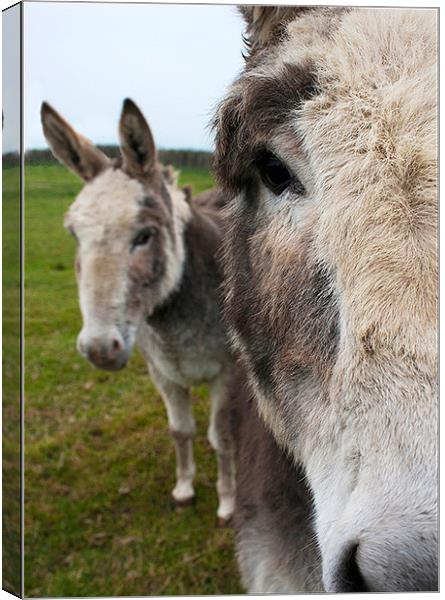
208, 374, 236, 524
148, 364, 196, 505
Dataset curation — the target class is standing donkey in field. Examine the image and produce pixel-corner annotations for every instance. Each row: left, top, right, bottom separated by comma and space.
41, 99, 235, 524
214, 6, 438, 592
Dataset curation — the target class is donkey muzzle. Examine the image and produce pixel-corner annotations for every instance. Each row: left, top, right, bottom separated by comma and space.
325, 535, 438, 592
77, 329, 129, 371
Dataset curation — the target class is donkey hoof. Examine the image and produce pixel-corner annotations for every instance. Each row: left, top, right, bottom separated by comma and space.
172, 480, 194, 505
173, 495, 195, 510
216, 515, 233, 528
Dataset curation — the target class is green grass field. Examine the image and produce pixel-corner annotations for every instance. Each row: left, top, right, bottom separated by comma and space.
21, 163, 242, 596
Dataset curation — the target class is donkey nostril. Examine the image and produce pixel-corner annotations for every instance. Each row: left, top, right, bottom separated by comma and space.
110, 337, 123, 356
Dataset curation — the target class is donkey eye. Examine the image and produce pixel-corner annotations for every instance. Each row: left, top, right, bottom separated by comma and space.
255, 151, 293, 195
255, 151, 304, 196
132, 229, 152, 248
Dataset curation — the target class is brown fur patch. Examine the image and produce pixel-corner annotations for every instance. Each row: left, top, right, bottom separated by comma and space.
228, 364, 322, 590
214, 62, 319, 193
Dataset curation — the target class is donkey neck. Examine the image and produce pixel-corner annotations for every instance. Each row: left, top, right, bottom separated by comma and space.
145, 203, 224, 332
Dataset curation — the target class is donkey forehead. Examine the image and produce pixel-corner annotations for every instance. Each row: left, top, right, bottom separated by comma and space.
221, 8, 436, 172
283, 8, 436, 69
278, 9, 436, 94
66, 167, 151, 231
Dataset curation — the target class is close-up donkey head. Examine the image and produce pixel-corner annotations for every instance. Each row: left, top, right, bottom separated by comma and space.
214, 7, 437, 592
41, 99, 191, 371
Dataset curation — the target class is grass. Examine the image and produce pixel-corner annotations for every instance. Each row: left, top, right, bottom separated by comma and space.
21, 163, 242, 597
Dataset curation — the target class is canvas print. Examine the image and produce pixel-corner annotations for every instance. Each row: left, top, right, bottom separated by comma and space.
2, 1, 438, 597
3, 3, 21, 596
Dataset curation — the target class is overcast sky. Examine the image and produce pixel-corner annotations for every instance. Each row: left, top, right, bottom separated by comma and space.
3, 3, 20, 153
22, 2, 245, 152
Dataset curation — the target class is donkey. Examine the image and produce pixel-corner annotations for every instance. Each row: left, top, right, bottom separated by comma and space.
214, 7, 438, 592
41, 99, 235, 524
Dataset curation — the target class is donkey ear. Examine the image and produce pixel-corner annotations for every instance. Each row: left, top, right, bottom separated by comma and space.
118, 98, 156, 177
239, 6, 308, 53
41, 102, 109, 182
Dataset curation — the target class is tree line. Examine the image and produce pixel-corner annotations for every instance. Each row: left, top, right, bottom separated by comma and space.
3, 147, 213, 169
